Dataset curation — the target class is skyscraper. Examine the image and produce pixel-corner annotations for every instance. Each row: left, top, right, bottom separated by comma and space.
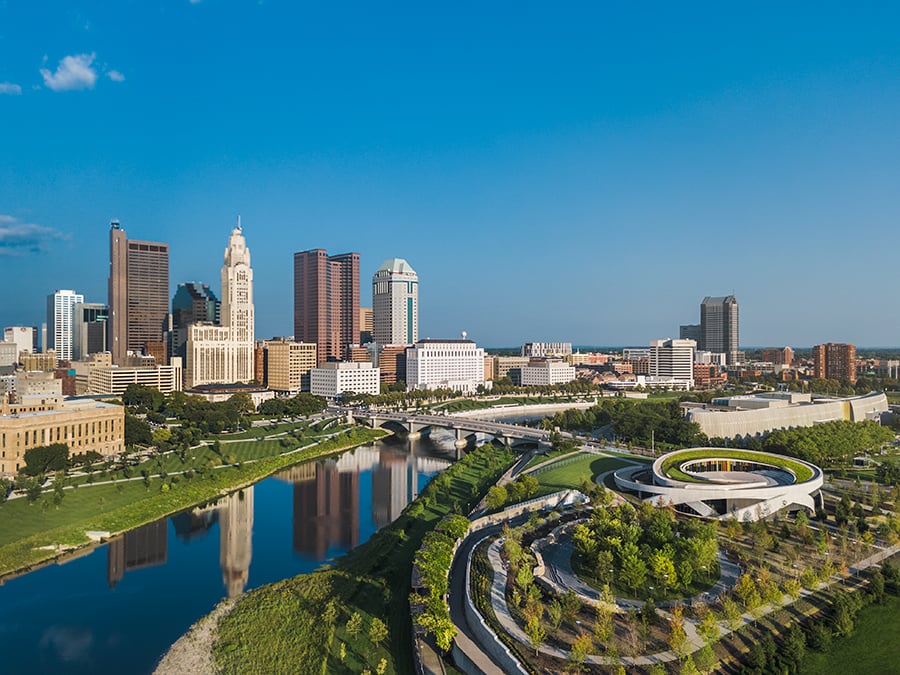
293, 249, 360, 363
185, 223, 255, 388
372, 258, 418, 346
108, 221, 170, 365
73, 302, 109, 360
170, 282, 221, 360
46, 289, 83, 363
700, 295, 739, 364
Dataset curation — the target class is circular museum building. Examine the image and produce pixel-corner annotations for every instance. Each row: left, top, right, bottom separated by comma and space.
613, 448, 823, 521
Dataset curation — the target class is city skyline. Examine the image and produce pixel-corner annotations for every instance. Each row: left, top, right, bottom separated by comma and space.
2, 4, 900, 346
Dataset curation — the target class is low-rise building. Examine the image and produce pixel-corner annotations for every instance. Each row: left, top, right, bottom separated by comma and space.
521, 342, 572, 357
309, 362, 380, 399
264, 339, 317, 392
687, 391, 888, 439
20, 351, 57, 372
0, 394, 125, 476
79, 357, 184, 396
520, 358, 576, 387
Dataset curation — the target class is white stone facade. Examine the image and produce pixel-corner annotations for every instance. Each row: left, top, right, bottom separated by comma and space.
310, 362, 381, 399
406, 339, 485, 394
87, 358, 183, 395
649, 338, 695, 388
185, 225, 255, 388
520, 359, 576, 386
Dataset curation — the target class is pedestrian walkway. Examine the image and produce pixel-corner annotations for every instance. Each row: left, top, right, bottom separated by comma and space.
482, 532, 900, 667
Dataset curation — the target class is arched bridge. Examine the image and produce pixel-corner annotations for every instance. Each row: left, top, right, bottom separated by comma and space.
350, 410, 566, 449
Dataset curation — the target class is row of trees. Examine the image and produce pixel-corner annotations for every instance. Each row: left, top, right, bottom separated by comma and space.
257, 393, 327, 418
760, 420, 893, 465
412, 514, 470, 651
485, 474, 539, 510
572, 502, 718, 597
545, 398, 706, 449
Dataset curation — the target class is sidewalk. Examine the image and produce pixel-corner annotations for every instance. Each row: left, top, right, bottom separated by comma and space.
483, 533, 900, 667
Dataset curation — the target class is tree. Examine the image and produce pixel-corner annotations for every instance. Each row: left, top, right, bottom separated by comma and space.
547, 599, 563, 632
734, 573, 761, 611
721, 597, 743, 635
486, 485, 507, 510
125, 414, 152, 447
346, 612, 363, 639
568, 632, 593, 673
697, 609, 720, 646
525, 616, 546, 656
667, 606, 687, 657
619, 544, 648, 593
22, 443, 69, 476
368, 617, 388, 648
694, 644, 716, 674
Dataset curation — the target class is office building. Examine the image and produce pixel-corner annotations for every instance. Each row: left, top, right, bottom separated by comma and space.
699, 295, 739, 364
185, 224, 255, 389
83, 358, 183, 396
20, 351, 56, 372
265, 339, 317, 392
293, 249, 360, 363
0, 394, 124, 477
495, 356, 530, 385
372, 258, 418, 346
170, 282, 220, 360
359, 307, 373, 344
0, 343, 16, 368
649, 338, 696, 388
813, 343, 857, 384
521, 342, 572, 358
73, 303, 109, 360
46, 289, 84, 363
310, 361, 380, 399
520, 358, 576, 386
370, 343, 407, 386
406, 338, 485, 394
679, 324, 701, 343
3, 327, 37, 357
108, 221, 170, 364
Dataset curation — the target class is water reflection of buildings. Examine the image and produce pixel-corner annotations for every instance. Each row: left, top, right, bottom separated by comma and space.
107, 521, 168, 588
280, 445, 450, 559
218, 487, 254, 598
171, 508, 218, 542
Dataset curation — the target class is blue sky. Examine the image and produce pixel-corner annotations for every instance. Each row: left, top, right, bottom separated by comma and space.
2, 2, 899, 347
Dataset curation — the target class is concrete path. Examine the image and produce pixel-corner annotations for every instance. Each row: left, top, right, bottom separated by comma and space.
482, 531, 900, 667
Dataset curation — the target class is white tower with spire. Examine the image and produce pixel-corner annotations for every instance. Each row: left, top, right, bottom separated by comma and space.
185, 220, 257, 388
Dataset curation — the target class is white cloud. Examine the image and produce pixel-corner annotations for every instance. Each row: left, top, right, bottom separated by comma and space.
0, 215, 68, 255
0, 82, 22, 95
106, 70, 125, 82
40, 53, 97, 92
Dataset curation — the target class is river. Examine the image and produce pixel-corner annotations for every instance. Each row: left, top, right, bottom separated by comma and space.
0, 432, 460, 675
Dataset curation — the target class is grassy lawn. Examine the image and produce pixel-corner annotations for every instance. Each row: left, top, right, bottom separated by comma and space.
522, 447, 582, 471
660, 447, 815, 483
0, 426, 387, 577
213, 444, 517, 675
801, 594, 900, 674
533, 453, 637, 496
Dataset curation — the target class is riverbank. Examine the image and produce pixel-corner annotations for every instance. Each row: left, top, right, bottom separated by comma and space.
160, 443, 517, 675
0, 426, 389, 579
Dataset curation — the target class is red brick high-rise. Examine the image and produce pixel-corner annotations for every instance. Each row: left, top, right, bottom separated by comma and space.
812, 343, 857, 384
293, 249, 360, 364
